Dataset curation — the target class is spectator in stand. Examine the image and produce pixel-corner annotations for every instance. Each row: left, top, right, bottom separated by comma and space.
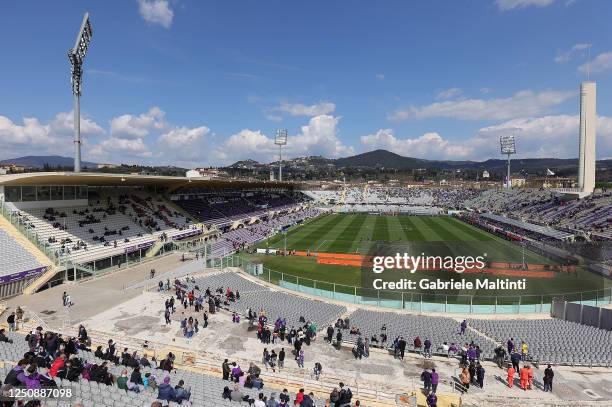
294, 388, 305, 405
0, 329, 12, 344
338, 382, 353, 407
116, 370, 129, 391
157, 376, 176, 402
49, 354, 66, 377
398, 337, 407, 359
476, 363, 485, 388
510, 350, 521, 373
6, 312, 16, 332
302, 391, 316, 407
426, 392, 438, 407
431, 368, 439, 394
421, 368, 432, 392
279, 388, 290, 405
460, 368, 470, 393
521, 341, 529, 360
230, 384, 244, 402
174, 379, 191, 403
265, 392, 278, 407
423, 338, 432, 358
544, 365, 554, 392
460, 320, 467, 335
17, 364, 41, 389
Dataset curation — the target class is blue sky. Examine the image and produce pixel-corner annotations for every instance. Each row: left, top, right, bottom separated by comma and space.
1, 0, 611, 167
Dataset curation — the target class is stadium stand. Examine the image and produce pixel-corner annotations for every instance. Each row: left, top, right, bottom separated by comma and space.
208, 208, 320, 257
4, 193, 203, 264
3, 191, 316, 266
478, 213, 574, 241
335, 308, 495, 357
470, 318, 612, 366
0, 229, 43, 280
465, 189, 612, 241
174, 191, 307, 227
306, 186, 481, 213
179, 270, 347, 329
0, 330, 330, 407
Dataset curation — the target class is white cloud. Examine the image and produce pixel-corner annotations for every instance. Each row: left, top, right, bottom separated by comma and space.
292, 115, 354, 158
376, 73, 385, 80
0, 112, 104, 158
225, 130, 276, 158
361, 129, 474, 160
49, 111, 105, 136
579, 51, 612, 74
276, 101, 336, 117
91, 107, 212, 165
218, 114, 353, 164
110, 107, 167, 138
495, 0, 556, 11
90, 137, 152, 159
555, 43, 591, 63
388, 89, 573, 121
480, 88, 494, 94
436, 88, 462, 100
361, 114, 612, 161
137, 0, 174, 29
158, 126, 209, 148
477, 115, 612, 159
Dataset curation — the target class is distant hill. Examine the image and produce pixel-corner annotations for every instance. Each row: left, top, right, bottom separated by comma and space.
229, 159, 262, 169
228, 149, 612, 176
0, 156, 98, 169
334, 149, 429, 169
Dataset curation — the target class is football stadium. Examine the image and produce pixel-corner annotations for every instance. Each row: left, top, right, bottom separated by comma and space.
1, 2, 612, 407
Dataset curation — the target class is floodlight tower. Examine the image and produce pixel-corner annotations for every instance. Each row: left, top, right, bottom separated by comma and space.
500, 133, 517, 189
275, 129, 288, 182
68, 12, 93, 173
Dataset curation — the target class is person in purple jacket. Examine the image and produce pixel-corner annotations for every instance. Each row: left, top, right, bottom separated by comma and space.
467, 345, 477, 363
17, 364, 42, 389
460, 320, 467, 335
3, 359, 28, 387
431, 368, 439, 394
230, 362, 243, 382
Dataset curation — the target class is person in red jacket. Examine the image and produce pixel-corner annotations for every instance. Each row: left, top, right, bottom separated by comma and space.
50, 354, 66, 377
294, 388, 304, 405
507, 364, 516, 388
519, 365, 530, 390
526, 365, 534, 389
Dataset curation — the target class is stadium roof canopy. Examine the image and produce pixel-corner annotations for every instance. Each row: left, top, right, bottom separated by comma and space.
0, 172, 294, 191
480, 212, 574, 240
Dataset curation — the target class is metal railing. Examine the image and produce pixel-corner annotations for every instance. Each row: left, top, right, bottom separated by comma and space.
227, 254, 612, 314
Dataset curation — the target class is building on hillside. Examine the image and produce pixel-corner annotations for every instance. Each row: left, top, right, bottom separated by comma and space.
186, 168, 228, 179
97, 163, 118, 169
0, 164, 27, 173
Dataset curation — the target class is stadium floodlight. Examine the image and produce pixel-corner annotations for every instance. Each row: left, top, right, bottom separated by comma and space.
500, 133, 517, 189
275, 129, 288, 182
68, 12, 93, 173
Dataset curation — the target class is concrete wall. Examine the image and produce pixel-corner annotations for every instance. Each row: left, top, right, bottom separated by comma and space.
578, 81, 596, 194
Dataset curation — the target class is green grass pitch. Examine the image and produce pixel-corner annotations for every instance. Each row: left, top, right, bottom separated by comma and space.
243, 214, 607, 302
